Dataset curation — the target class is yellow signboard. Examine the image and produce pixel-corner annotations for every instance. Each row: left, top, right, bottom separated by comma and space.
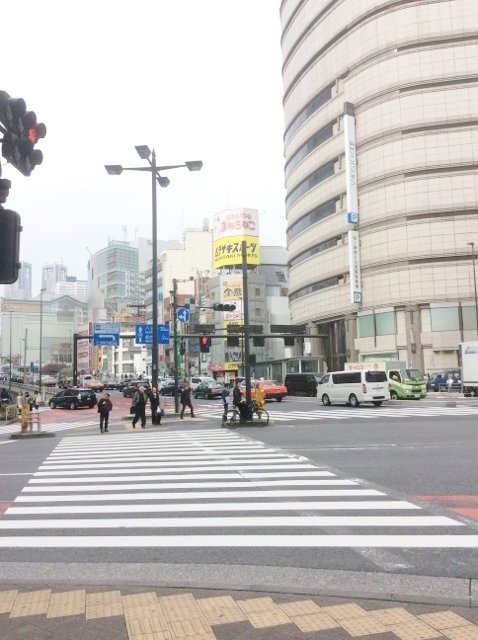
213, 236, 260, 268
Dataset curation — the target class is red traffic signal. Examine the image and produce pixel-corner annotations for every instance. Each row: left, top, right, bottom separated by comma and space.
0, 91, 46, 176
199, 335, 211, 353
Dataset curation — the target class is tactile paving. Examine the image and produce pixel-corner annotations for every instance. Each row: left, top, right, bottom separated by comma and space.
339, 615, 389, 637
369, 607, 419, 625
388, 619, 443, 640
443, 627, 478, 640
279, 599, 323, 616
46, 589, 86, 618
291, 611, 341, 633
419, 612, 476, 630
9, 589, 51, 618
0, 590, 18, 615
197, 595, 247, 625
86, 589, 124, 620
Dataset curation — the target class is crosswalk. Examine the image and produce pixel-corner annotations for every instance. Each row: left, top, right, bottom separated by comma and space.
1, 403, 477, 437
194, 404, 478, 422
0, 417, 98, 437
1, 429, 477, 549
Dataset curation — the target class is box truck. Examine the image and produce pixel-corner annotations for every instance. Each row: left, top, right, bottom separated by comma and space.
460, 342, 478, 397
344, 361, 426, 399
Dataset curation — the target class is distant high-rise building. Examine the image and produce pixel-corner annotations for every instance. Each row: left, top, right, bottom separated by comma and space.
3, 262, 32, 300
88, 240, 143, 322
42, 262, 68, 293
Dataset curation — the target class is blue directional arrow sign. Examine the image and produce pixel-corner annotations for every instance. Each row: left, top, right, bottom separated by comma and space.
135, 324, 170, 345
177, 307, 190, 323
93, 323, 120, 346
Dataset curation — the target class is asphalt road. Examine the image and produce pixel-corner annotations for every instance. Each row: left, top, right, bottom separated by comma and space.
0, 394, 477, 586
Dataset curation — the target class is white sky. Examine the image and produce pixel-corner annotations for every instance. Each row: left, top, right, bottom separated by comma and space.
1, 0, 286, 295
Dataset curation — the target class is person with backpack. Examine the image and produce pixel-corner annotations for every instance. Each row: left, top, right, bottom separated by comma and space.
131, 386, 148, 428
180, 382, 195, 419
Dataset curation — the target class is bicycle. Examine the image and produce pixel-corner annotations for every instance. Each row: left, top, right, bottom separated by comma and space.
222, 400, 269, 427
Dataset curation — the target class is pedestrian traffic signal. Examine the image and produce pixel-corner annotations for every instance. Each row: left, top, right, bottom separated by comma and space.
0, 209, 22, 283
212, 303, 236, 311
199, 335, 211, 353
0, 91, 46, 176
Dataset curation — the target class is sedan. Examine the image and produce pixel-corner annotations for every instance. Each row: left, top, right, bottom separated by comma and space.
84, 379, 105, 392
48, 388, 97, 410
241, 379, 287, 401
161, 382, 187, 396
194, 382, 224, 399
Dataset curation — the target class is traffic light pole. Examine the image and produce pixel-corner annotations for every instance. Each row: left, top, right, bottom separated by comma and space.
242, 240, 252, 405
172, 278, 180, 413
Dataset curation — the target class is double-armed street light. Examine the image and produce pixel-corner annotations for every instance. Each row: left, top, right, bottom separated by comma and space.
105, 148, 202, 391
38, 287, 46, 389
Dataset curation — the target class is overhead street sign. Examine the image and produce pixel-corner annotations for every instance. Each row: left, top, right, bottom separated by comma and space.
93, 322, 120, 346
135, 323, 170, 345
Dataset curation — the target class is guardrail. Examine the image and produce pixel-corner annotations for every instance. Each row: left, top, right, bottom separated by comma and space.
0, 404, 18, 422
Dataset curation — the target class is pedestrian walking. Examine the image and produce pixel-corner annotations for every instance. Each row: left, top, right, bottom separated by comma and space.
0, 388, 11, 404
221, 383, 230, 422
131, 385, 148, 428
33, 389, 42, 410
97, 392, 113, 433
180, 382, 195, 419
148, 386, 161, 425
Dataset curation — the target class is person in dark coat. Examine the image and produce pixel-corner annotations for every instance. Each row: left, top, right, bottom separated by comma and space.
148, 386, 161, 425
97, 392, 113, 433
131, 386, 148, 428
221, 384, 230, 422
180, 383, 195, 419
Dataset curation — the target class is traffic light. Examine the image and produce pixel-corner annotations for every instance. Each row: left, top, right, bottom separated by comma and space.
0, 91, 46, 176
199, 335, 211, 353
212, 303, 236, 311
0, 209, 22, 283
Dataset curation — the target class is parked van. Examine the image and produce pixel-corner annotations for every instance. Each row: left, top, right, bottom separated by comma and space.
284, 373, 322, 397
427, 370, 461, 392
318, 370, 390, 407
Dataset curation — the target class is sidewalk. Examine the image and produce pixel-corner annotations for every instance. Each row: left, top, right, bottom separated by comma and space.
1, 579, 477, 640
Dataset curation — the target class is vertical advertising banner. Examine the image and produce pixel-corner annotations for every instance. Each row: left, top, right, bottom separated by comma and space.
221, 276, 244, 371
344, 102, 362, 304
212, 208, 260, 268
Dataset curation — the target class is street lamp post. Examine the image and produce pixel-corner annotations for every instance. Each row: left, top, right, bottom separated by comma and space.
105, 149, 202, 391
468, 241, 478, 336
8, 310, 12, 391
39, 288, 46, 389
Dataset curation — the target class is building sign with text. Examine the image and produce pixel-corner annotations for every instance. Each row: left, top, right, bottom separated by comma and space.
212, 208, 260, 268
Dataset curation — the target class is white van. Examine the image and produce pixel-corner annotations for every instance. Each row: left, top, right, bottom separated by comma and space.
317, 370, 390, 407
190, 376, 215, 391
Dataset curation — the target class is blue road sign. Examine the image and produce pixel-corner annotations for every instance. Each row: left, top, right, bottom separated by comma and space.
177, 307, 190, 323
93, 322, 120, 346
135, 324, 170, 345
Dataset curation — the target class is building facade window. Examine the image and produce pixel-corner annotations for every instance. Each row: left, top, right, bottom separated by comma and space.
431, 307, 459, 331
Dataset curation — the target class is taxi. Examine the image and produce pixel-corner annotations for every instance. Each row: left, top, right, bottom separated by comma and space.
241, 379, 287, 402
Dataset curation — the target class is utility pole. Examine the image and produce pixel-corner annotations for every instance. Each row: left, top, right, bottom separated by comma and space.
242, 240, 252, 405
172, 279, 180, 413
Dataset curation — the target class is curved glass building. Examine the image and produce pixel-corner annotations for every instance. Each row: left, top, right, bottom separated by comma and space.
280, 0, 478, 373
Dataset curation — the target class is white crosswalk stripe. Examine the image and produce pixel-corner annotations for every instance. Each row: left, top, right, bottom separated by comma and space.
0, 419, 98, 436
1, 429, 478, 549
193, 404, 478, 422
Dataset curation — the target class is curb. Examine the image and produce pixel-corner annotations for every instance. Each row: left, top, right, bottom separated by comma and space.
0, 562, 475, 608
